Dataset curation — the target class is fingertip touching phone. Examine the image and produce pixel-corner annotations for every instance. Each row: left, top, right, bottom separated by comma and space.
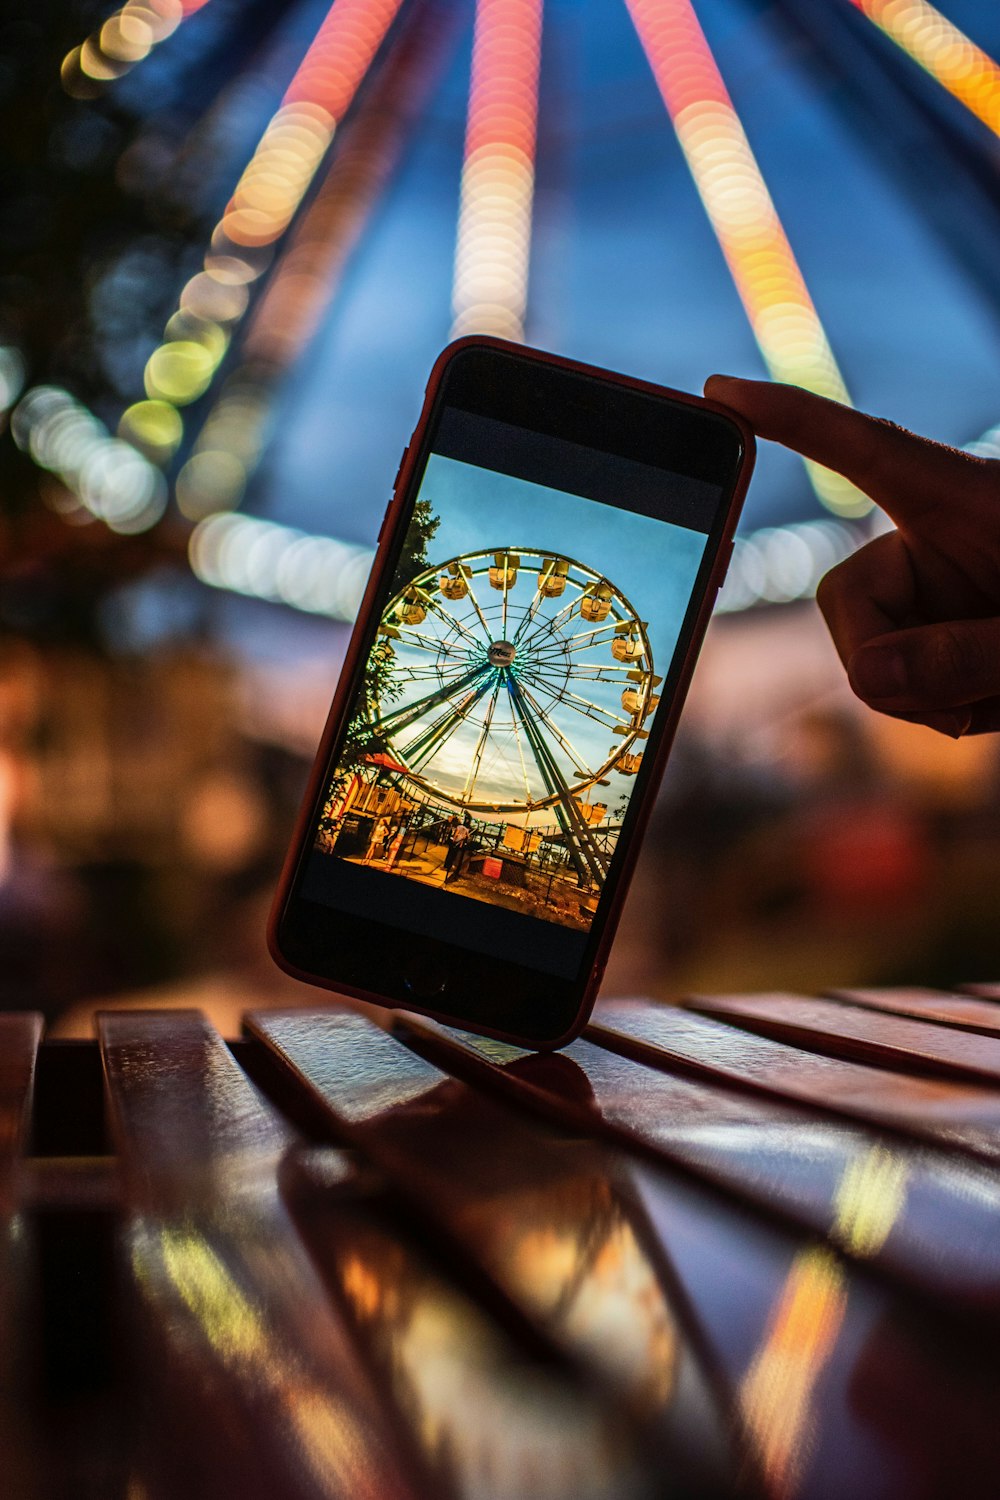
269, 337, 754, 1049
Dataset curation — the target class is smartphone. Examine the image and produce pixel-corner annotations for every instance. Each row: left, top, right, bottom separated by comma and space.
269, 337, 754, 1048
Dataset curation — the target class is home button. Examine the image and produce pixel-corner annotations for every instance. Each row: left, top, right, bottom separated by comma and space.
403, 953, 449, 1001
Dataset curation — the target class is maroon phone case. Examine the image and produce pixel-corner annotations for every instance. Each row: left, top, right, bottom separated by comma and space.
267, 336, 755, 1047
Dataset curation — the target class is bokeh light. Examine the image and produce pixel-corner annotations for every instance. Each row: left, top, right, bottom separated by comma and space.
451, 0, 544, 341
625, 0, 870, 518
12, 386, 167, 532
176, 6, 453, 521
61, 0, 193, 98
0, 345, 26, 413
851, 0, 1000, 136
189, 511, 374, 621
136, 0, 407, 486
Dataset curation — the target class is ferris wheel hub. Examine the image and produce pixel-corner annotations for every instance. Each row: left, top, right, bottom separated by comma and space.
487, 639, 517, 667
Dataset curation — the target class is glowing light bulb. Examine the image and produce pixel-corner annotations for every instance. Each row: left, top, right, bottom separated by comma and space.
849, 0, 1000, 136
133, 0, 406, 476
451, 0, 544, 342
626, 0, 870, 517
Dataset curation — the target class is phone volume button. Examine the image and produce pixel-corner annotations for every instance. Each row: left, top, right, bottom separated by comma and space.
392, 445, 410, 491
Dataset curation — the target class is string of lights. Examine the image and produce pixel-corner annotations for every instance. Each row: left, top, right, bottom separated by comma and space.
61, 0, 205, 98
624, 0, 869, 519
175, 2, 456, 520
119, 0, 407, 469
451, 0, 544, 341
188, 510, 375, 621
848, 0, 1000, 137
11, 387, 167, 533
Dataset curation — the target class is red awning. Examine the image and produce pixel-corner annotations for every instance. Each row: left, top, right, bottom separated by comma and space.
364, 752, 409, 774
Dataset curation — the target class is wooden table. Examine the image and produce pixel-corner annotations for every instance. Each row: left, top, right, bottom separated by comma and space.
8, 987, 1000, 1498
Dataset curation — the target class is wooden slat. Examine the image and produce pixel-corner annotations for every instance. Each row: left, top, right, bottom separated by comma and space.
826, 986, 1000, 1037
588, 1002, 1000, 1162
283, 1154, 660, 1500
399, 1012, 1000, 1316
99, 1009, 422, 1500
686, 991, 1000, 1087
246, 1009, 751, 1497
248, 1008, 1000, 1500
0, 1014, 44, 1500
958, 982, 1000, 1002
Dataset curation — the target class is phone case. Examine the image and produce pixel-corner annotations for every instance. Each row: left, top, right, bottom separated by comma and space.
268, 336, 756, 1047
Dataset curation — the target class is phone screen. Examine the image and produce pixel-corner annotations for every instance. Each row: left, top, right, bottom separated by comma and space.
296, 376, 730, 985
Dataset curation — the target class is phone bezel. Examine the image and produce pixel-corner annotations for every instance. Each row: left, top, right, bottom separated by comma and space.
269, 337, 754, 1048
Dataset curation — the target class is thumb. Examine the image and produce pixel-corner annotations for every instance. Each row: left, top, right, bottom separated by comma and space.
848, 618, 1000, 712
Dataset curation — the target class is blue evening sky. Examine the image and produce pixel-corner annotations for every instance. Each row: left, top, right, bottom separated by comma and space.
258, 0, 1000, 562
419, 454, 706, 674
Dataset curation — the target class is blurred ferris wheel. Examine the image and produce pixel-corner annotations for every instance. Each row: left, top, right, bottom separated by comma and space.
37, 0, 1000, 602
374, 548, 661, 882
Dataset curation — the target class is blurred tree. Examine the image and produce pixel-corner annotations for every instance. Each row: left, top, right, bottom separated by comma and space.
321, 499, 439, 814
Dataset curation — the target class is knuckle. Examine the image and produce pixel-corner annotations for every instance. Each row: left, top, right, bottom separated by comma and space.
930, 624, 990, 695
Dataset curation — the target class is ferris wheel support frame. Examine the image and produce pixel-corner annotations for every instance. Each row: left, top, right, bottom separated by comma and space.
506, 673, 611, 886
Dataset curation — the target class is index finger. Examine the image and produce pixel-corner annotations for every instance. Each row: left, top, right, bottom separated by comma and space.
703, 376, 986, 528
814, 529, 917, 670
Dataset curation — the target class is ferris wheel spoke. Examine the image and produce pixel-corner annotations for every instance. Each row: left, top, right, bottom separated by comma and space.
511, 580, 546, 646
462, 674, 504, 802
525, 632, 620, 667
534, 620, 624, 653
376, 662, 490, 740
392, 656, 485, 688
551, 664, 637, 679
401, 679, 494, 771
518, 592, 585, 653
516, 680, 595, 779
391, 665, 449, 682
455, 569, 495, 641
425, 596, 486, 650
507, 698, 537, 805
507, 677, 610, 884
522, 678, 632, 730
399, 629, 468, 658
532, 633, 647, 669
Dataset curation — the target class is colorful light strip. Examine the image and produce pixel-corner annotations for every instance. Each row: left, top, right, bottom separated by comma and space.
121, 0, 405, 464
12, 386, 167, 533
61, 0, 206, 98
849, 0, 1000, 136
189, 510, 375, 621
739, 1247, 847, 1496
174, 4, 455, 519
451, 0, 544, 341
624, 0, 868, 518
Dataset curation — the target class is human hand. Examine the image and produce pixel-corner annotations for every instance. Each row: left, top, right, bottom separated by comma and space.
704, 375, 1000, 737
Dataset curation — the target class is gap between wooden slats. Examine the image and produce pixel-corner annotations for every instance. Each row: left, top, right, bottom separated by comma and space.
244, 1007, 757, 1500
686, 992, 1000, 1088
587, 1001, 1000, 1165
824, 987, 1000, 1038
